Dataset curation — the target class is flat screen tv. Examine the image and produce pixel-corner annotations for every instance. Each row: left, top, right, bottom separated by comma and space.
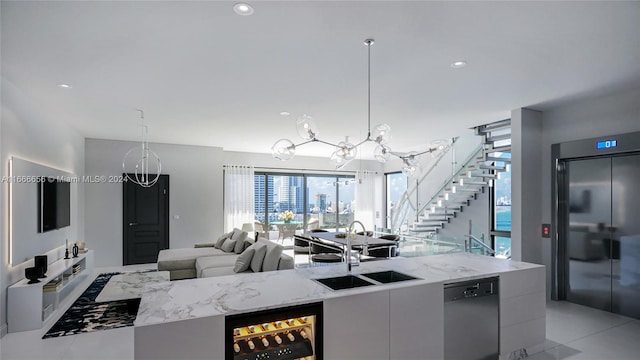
38, 179, 71, 232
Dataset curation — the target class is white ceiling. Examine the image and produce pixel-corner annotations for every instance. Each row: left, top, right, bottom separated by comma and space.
2, 1, 640, 159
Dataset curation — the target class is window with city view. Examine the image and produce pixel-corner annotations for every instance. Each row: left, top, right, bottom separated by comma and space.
254, 173, 355, 238
491, 152, 511, 258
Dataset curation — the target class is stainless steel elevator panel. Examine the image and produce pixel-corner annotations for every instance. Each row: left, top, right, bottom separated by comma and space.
612, 154, 640, 318
563, 155, 640, 318
565, 157, 613, 312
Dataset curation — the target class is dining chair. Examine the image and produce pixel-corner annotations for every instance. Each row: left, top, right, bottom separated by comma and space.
254, 221, 268, 240
277, 223, 298, 243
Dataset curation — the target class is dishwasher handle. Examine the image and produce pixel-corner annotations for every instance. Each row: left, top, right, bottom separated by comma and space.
444, 277, 499, 302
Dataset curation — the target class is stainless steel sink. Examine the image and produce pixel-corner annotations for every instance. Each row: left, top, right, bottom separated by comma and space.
314, 275, 376, 290
360, 270, 420, 284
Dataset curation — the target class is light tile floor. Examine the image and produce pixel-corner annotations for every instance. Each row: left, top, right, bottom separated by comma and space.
2, 268, 639, 360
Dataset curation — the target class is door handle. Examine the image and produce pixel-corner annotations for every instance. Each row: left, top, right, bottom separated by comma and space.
129, 223, 138, 226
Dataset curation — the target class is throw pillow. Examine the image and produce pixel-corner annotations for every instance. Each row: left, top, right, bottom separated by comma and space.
221, 238, 237, 253
232, 229, 249, 254
250, 243, 267, 272
258, 239, 284, 272
233, 248, 255, 273
243, 239, 254, 251
214, 232, 230, 249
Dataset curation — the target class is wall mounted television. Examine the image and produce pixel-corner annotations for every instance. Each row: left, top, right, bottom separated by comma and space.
37, 179, 71, 233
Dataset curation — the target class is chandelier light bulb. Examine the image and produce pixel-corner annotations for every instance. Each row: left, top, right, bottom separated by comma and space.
296, 114, 318, 140
374, 144, 391, 163
429, 139, 450, 157
373, 123, 392, 144
336, 141, 357, 161
271, 139, 296, 161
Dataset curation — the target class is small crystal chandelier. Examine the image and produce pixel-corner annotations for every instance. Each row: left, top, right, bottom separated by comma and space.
122, 109, 161, 187
271, 39, 449, 174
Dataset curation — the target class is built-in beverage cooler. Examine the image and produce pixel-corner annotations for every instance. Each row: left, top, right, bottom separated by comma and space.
225, 302, 323, 360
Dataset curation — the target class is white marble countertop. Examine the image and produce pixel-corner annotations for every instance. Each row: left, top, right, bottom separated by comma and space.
135, 253, 543, 327
95, 271, 170, 302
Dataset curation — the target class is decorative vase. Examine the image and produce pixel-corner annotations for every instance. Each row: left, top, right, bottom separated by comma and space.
25, 267, 40, 284
284, 220, 291, 224
72, 243, 79, 258
34, 255, 48, 278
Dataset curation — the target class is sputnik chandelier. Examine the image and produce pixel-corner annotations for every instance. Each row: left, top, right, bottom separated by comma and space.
122, 109, 162, 187
271, 39, 450, 176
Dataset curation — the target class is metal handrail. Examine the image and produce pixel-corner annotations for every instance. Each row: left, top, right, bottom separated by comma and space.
390, 138, 456, 231
464, 234, 496, 255
414, 144, 484, 217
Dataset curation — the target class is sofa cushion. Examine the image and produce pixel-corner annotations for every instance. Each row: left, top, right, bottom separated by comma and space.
157, 248, 220, 271
221, 238, 237, 252
215, 232, 231, 249
257, 239, 284, 272
234, 248, 255, 273
201, 266, 240, 278
195, 255, 239, 278
249, 242, 267, 272
277, 253, 295, 270
231, 229, 249, 254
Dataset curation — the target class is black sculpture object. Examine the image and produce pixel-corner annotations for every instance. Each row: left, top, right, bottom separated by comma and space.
34, 255, 48, 278
72, 243, 79, 258
64, 239, 70, 259
25, 267, 40, 284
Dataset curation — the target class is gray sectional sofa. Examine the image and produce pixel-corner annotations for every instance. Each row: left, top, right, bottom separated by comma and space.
157, 229, 294, 280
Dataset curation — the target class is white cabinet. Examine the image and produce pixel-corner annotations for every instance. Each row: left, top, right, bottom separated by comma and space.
499, 266, 546, 357
324, 291, 390, 360
8, 250, 94, 332
390, 283, 444, 360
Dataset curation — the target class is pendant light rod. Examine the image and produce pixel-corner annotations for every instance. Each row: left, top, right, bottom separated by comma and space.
365, 38, 374, 141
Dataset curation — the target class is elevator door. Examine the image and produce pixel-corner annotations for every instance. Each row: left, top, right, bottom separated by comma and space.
563, 154, 640, 318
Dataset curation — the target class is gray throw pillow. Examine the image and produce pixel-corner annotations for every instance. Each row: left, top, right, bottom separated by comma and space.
232, 229, 249, 254
215, 232, 230, 249
258, 239, 284, 272
221, 238, 237, 253
250, 243, 267, 272
233, 248, 255, 273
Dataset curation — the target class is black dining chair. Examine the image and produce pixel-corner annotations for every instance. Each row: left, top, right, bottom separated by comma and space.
366, 234, 401, 258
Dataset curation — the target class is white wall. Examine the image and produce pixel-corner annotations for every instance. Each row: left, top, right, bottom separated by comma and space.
537, 85, 640, 298
1, 79, 85, 336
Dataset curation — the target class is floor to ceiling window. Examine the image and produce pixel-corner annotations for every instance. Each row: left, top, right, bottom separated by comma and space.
255, 172, 355, 237
490, 152, 512, 258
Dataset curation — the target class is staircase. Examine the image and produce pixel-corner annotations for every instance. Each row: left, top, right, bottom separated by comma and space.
392, 119, 512, 241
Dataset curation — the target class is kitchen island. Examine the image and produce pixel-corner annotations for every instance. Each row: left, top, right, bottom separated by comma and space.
135, 253, 545, 360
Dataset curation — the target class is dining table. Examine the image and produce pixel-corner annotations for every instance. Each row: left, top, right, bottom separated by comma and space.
307, 231, 397, 250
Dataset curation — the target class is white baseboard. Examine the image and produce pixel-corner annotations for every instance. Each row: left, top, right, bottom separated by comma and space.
0, 322, 8, 338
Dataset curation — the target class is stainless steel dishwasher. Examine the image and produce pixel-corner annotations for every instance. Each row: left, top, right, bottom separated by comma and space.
444, 277, 499, 360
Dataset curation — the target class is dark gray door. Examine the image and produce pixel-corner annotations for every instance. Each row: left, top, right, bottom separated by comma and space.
565, 157, 612, 312
123, 174, 169, 265
612, 154, 640, 318
563, 155, 640, 318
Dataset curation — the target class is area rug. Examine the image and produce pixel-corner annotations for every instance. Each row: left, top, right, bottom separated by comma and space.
42, 272, 138, 339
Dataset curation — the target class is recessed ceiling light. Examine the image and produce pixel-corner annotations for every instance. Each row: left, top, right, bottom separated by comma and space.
233, 3, 254, 16
450, 60, 467, 69
279, 111, 291, 116
58, 84, 72, 89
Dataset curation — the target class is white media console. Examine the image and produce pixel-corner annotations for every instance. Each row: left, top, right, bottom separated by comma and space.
7, 250, 94, 332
